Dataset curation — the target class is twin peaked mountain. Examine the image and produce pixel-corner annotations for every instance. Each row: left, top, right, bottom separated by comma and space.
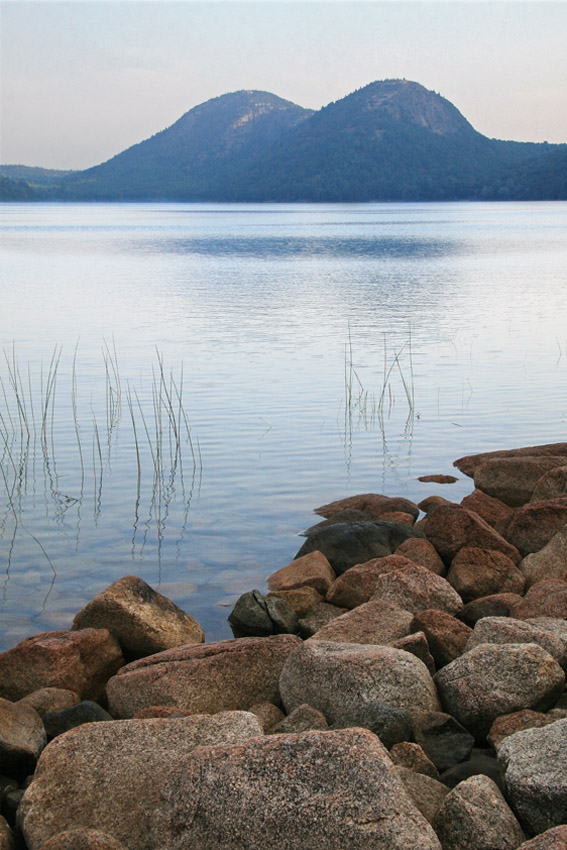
11, 80, 567, 201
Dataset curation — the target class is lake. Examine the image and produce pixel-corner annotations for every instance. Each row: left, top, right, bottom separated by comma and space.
1, 200, 566, 651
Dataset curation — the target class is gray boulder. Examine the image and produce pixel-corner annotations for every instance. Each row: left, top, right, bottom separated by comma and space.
433, 774, 525, 849
394, 766, 448, 824
519, 529, 567, 587
497, 718, 567, 835
0, 696, 46, 776
434, 643, 565, 739
279, 640, 440, 728
17, 712, 263, 850
517, 826, 567, 849
149, 728, 442, 850
309, 600, 413, 645
465, 617, 567, 669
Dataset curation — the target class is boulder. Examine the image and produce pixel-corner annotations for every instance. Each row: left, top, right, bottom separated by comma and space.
439, 751, 504, 790
433, 775, 525, 850
519, 529, 567, 587
531, 466, 567, 502
435, 643, 565, 739
392, 632, 436, 675
447, 546, 526, 602
497, 718, 567, 835
417, 474, 458, 484
422, 504, 521, 565
487, 709, 558, 749
0, 697, 46, 776
526, 618, 567, 666
418, 495, 454, 513
265, 586, 324, 617
0, 630, 123, 702
314, 493, 420, 521
0, 815, 15, 850
268, 703, 328, 735
149, 728, 442, 850
377, 511, 415, 526
411, 610, 472, 668
17, 712, 263, 850
394, 538, 446, 575
17, 689, 80, 717
370, 563, 464, 616
389, 742, 439, 777
394, 766, 449, 824
244, 701, 284, 732
37, 830, 128, 849
106, 634, 301, 719
517, 826, 567, 849
473, 456, 567, 507
297, 602, 346, 637
510, 580, 567, 621
412, 710, 475, 772
310, 600, 413, 646
266, 551, 336, 596
295, 521, 424, 575
70, 576, 204, 661
507, 499, 567, 556
228, 590, 300, 637
461, 592, 524, 626
453, 442, 567, 479
279, 640, 440, 728
326, 555, 416, 608
42, 701, 113, 742
465, 617, 567, 669
461, 489, 515, 537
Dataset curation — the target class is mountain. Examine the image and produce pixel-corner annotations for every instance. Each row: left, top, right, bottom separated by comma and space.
6, 80, 567, 201
0, 174, 37, 201
0, 165, 75, 187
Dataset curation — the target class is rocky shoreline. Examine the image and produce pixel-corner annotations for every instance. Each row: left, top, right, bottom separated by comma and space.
1, 442, 567, 849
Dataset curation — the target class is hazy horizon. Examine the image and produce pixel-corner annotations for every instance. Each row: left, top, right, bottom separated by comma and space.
1, 1, 566, 171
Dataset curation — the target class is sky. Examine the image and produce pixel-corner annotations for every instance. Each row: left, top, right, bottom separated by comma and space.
1, 0, 566, 170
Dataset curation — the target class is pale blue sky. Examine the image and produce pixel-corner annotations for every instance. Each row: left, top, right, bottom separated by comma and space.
1, 1, 566, 169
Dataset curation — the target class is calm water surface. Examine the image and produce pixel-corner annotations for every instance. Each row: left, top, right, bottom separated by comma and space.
1, 201, 566, 650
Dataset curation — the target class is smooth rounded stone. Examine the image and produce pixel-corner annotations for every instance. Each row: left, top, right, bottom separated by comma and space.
422, 503, 521, 566
394, 766, 448, 824
439, 752, 504, 790
279, 640, 440, 728
297, 602, 346, 638
433, 774, 525, 850
461, 489, 515, 537
418, 495, 454, 514
487, 709, 558, 749
370, 563, 464, 616
461, 592, 524, 626
453, 442, 567, 479
497, 718, 567, 835
42, 701, 113, 742
417, 474, 458, 484
71, 576, 204, 661
266, 550, 336, 596
17, 689, 80, 718
389, 742, 439, 778
228, 591, 300, 638
0, 630, 124, 703
394, 538, 446, 575
507, 499, 567, 556
465, 618, 567, 669
0, 698, 46, 776
315, 493, 420, 521
247, 701, 285, 732
38, 829, 128, 849
265, 586, 324, 617
447, 546, 526, 602
326, 555, 417, 608
474, 456, 567, 507
17, 712, 264, 850
310, 600, 413, 646
412, 710, 475, 772
106, 634, 301, 718
295, 521, 425, 576
520, 529, 567, 587
0, 815, 15, 850
527, 618, 567, 665
149, 728, 442, 850
392, 632, 436, 675
411, 609, 472, 668
510, 580, 567, 621
517, 826, 567, 849
531, 466, 567, 502
434, 643, 565, 740
268, 703, 328, 735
